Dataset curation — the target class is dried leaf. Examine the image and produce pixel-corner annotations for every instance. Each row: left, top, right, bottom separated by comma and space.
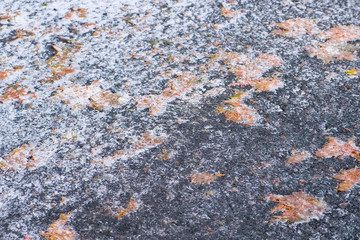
228, 53, 282, 91
315, 137, 360, 161
190, 172, 215, 184
91, 130, 167, 166
115, 197, 137, 218
0, 83, 36, 103
345, 68, 357, 75
0, 143, 51, 171
214, 172, 225, 177
136, 71, 198, 115
50, 81, 124, 110
285, 149, 311, 165
306, 25, 360, 63
39, 214, 76, 240
316, 25, 360, 42
216, 90, 260, 125
333, 167, 360, 191
44, 43, 80, 81
221, 5, 236, 18
305, 41, 358, 64
270, 18, 317, 38
65, 7, 86, 19
267, 192, 327, 223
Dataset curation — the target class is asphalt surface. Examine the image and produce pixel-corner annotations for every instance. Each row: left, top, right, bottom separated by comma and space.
0, 0, 360, 239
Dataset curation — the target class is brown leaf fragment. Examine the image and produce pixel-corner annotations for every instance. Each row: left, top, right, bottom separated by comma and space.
115, 197, 137, 218
305, 25, 360, 63
305, 41, 358, 64
228, 53, 283, 91
0, 144, 50, 171
91, 131, 167, 166
136, 71, 198, 115
132, 130, 167, 151
39, 214, 76, 240
190, 172, 215, 184
270, 18, 317, 38
216, 90, 259, 125
333, 167, 360, 191
0, 69, 11, 79
221, 5, 236, 18
285, 149, 311, 165
315, 137, 360, 161
7, 29, 34, 42
266, 192, 327, 223
0, 83, 36, 103
316, 25, 360, 42
50, 80, 123, 110
45, 43, 81, 81
65, 7, 86, 19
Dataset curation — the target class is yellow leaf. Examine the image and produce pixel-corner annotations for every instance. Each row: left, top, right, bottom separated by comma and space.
345, 68, 357, 75
215, 172, 225, 177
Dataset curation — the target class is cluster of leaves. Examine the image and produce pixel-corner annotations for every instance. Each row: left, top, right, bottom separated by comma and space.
271, 18, 360, 63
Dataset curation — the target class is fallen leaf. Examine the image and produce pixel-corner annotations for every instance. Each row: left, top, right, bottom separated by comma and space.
214, 172, 225, 177
91, 130, 167, 166
39, 214, 76, 240
316, 25, 360, 42
345, 68, 357, 75
305, 25, 360, 63
228, 53, 283, 91
270, 18, 317, 38
65, 7, 86, 19
333, 167, 360, 191
115, 197, 137, 218
221, 5, 236, 18
0, 83, 36, 103
190, 172, 215, 184
50, 80, 125, 110
0, 143, 52, 171
136, 71, 198, 115
216, 90, 260, 125
285, 149, 311, 165
267, 192, 327, 223
315, 136, 360, 161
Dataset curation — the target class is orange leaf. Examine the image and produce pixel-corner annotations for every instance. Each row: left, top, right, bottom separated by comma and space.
190, 172, 215, 184
315, 137, 360, 161
216, 90, 259, 125
285, 149, 311, 165
39, 214, 76, 240
267, 192, 327, 223
270, 18, 317, 38
333, 167, 360, 191
115, 197, 137, 218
